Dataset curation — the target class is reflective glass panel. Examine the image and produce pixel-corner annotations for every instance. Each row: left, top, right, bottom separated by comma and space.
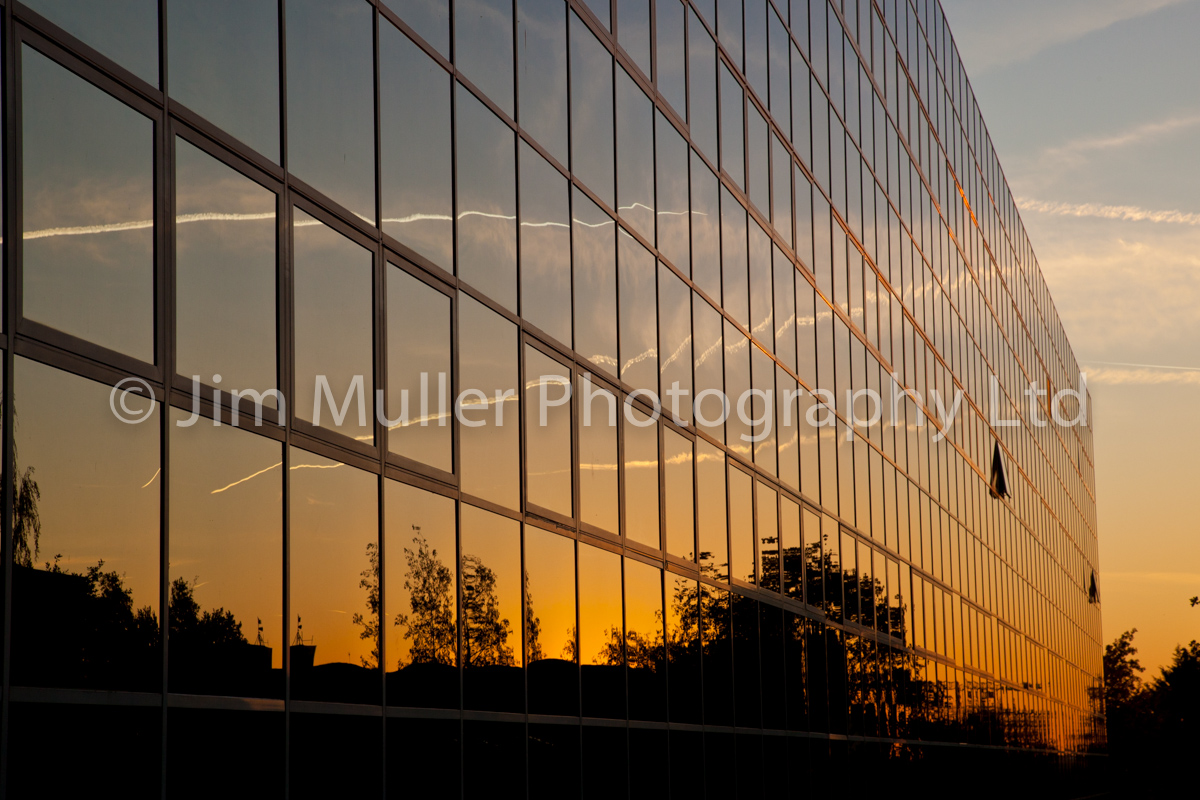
747, 105, 770, 214
387, 0, 450, 56
719, 64, 744, 188
729, 466, 754, 584
772, 135, 793, 246
773, 246, 796, 370
517, 0, 569, 164
724, 322, 751, 461
380, 22, 453, 270
690, 153, 721, 299
454, 0, 514, 116
749, 223, 773, 348
461, 505, 524, 711
286, 0, 375, 223
456, 87, 518, 310
751, 346, 777, 475
618, 232, 658, 393
663, 428, 695, 561
175, 139, 276, 400
293, 211, 374, 443
169, 0, 280, 160
624, 405, 660, 549
387, 266, 452, 472
776, 368, 799, 490
655, 113, 690, 272
570, 13, 615, 206
697, 440, 728, 581
525, 347, 573, 517
169, 415, 283, 697
616, 69, 655, 240
578, 375, 619, 533
687, 10, 718, 159
289, 448, 379, 703
721, 187, 749, 327
525, 526, 578, 715
617, 0, 651, 76
519, 142, 571, 344
656, 0, 686, 115
666, 574, 702, 723
385, 480, 458, 707
24, 0, 158, 84
757, 482, 779, 591
579, 543, 624, 718
780, 496, 802, 600
459, 295, 520, 509
22, 48, 153, 362
573, 188, 618, 376
11, 358, 159, 691
658, 264, 692, 425
626, 558, 665, 720
692, 295, 724, 442
716, 0, 743, 69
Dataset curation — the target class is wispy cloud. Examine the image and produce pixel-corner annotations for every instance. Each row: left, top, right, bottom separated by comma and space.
1018, 198, 1200, 227
1043, 114, 1200, 162
1083, 367, 1200, 386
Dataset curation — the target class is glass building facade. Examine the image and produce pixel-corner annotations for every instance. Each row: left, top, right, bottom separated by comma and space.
0, 0, 1103, 796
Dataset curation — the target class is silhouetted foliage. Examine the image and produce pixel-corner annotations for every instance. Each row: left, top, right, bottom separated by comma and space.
395, 534, 456, 666
461, 554, 515, 667
169, 576, 246, 648
351, 542, 381, 669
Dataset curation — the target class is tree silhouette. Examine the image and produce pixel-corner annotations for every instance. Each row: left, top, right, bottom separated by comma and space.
524, 570, 545, 663
350, 542, 381, 669
12, 465, 42, 568
169, 576, 246, 648
461, 554, 514, 667
395, 534, 456, 666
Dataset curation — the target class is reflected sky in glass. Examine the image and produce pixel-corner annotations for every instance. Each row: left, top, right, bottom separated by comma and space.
623, 405, 660, 549
688, 11, 718, 159
525, 347, 573, 518
169, 0, 279, 161
690, 153, 721, 299
616, 69, 655, 240
696, 439, 727, 581
386, 0, 450, 57
454, 0, 514, 117
578, 544, 622, 666
459, 295, 520, 509
658, 264, 692, 425
618, 232, 658, 393
524, 526, 576, 664
656, 0, 686, 116
655, 113, 690, 273
24, 0, 158, 84
518, 0, 569, 165
573, 188, 618, 376
22, 47, 154, 362
570, 13, 615, 207
692, 295, 724, 443
388, 266, 452, 472
519, 142, 571, 344
579, 376, 619, 534
663, 428, 695, 561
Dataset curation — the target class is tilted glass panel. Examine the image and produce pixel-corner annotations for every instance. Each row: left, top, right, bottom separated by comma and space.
768, 4, 790, 135
458, 295, 520, 509
655, 0, 687, 116
380, 22, 454, 270
690, 152, 722, 299
461, 504, 524, 711
687, 9, 718, 159
169, 415, 283, 697
655, 112, 691, 273
618, 231, 658, 393
286, 0, 375, 223
772, 135, 794, 247
569, 12, 615, 206
617, 0, 651, 77
728, 465, 754, 584
697, 439, 728, 582
623, 405, 660, 549
385, 479, 458, 707
747, 105, 770, 215
175, 139, 277, 401
744, 0, 767, 98
387, 265, 452, 472
525, 347, 573, 518
777, 369, 799, 491
751, 345, 777, 476
293, 210, 374, 444
517, 0, 569, 165
519, 142, 572, 344
21, 48, 154, 362
573, 188, 618, 377
780, 496, 802, 601
525, 526, 578, 715
578, 375, 619, 534
168, 0, 279, 160
454, 0, 514, 117
578, 543, 624, 718
616, 69, 656, 240
11, 358, 159, 691
716, 0, 743, 70
665, 573, 702, 723
289, 449, 379, 703
456, 86, 518, 310
773, 246, 796, 370
23, 0, 158, 84
663, 427, 695, 562
658, 264, 692, 425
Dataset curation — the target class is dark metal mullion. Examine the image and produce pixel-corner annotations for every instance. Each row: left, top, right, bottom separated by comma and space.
276, 0, 292, 794
157, 0, 173, 787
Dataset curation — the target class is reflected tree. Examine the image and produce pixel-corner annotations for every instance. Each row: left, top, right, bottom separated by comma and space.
461, 554, 514, 666
351, 542, 381, 669
524, 570, 544, 663
395, 534, 456, 666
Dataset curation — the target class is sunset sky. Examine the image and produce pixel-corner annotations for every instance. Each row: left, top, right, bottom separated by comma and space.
942, 0, 1200, 674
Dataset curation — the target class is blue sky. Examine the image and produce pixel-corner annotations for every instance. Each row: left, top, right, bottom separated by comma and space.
941, 0, 1200, 673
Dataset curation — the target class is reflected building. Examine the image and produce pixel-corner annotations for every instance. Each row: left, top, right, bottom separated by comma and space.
1, 0, 1103, 797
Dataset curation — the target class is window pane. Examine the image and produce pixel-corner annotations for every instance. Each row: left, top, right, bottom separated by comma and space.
579, 375, 619, 534
626, 558, 665, 720
692, 295, 724, 443
381, 23, 453, 270
724, 322, 751, 461
772, 136, 793, 246
294, 211, 374, 443
22, 48, 154, 362
777, 368, 799, 490
697, 440, 727, 582
623, 405, 660, 549
24, 0, 158, 84
747, 106, 770, 214
719, 64, 744, 188
773, 246, 796, 369
655, 113, 690, 273
658, 264, 692, 425
666, 574, 701, 723
175, 139, 276, 399
617, 0, 651, 76
525, 347, 573, 518
519, 142, 572, 343
690, 152, 721, 299
573, 188, 618, 376
663, 428, 695, 561
169, 415, 283, 697
578, 543, 624, 718
286, 0, 375, 223
289, 448, 379, 703
616, 69, 655, 240
751, 346, 777, 475
385, 480, 458, 707
656, 0, 686, 115
12, 358, 159, 691
461, 505, 523, 711
720, 187, 749, 327
517, 0, 569, 164
757, 482, 779, 591
525, 526, 578, 715
716, 0, 742, 69
569, 12, 615, 206
459, 295, 520, 509
781, 496, 802, 601
618, 231, 658, 393
749, 223, 773, 349
729, 466, 753, 584
387, 266, 452, 472
454, 0, 514, 117
386, 0, 450, 57
169, 0, 279, 160
687, 11, 717, 159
